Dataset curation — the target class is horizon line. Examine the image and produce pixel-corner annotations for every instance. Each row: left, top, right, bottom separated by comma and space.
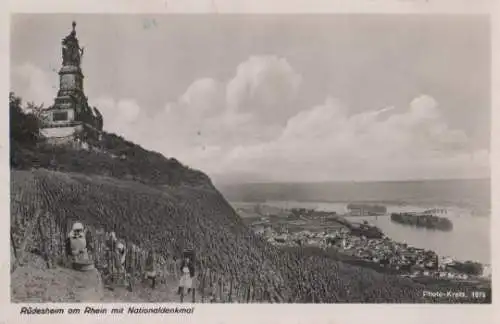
214, 176, 491, 186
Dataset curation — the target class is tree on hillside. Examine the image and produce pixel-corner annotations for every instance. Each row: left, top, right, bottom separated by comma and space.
10, 92, 41, 168
10, 92, 40, 146
26, 101, 44, 117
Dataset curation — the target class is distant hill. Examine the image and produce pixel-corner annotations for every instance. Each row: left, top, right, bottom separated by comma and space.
218, 179, 491, 213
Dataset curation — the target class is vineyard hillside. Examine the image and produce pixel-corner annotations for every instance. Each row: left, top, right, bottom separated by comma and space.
11, 169, 491, 303
11, 169, 290, 297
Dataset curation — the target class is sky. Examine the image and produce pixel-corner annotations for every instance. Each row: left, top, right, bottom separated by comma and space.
10, 14, 490, 183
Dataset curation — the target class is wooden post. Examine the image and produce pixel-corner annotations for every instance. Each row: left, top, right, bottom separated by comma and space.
47, 215, 54, 267
132, 246, 137, 278
141, 250, 146, 274
228, 278, 233, 303
246, 283, 251, 303
218, 276, 223, 303
90, 226, 97, 267
240, 283, 245, 303
201, 269, 206, 303
60, 226, 66, 268
37, 217, 52, 269
134, 249, 138, 275
234, 281, 239, 303
10, 231, 17, 259
99, 234, 104, 269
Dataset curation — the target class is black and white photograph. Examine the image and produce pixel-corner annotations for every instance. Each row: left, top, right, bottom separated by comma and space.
9, 13, 492, 305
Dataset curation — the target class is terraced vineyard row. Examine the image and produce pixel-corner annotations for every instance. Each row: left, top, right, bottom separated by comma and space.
11, 170, 43, 261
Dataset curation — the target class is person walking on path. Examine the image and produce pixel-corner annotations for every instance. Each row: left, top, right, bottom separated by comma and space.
172, 256, 179, 278
106, 232, 126, 275
105, 231, 118, 275
178, 255, 195, 301
145, 248, 157, 289
116, 241, 127, 274
104, 231, 130, 290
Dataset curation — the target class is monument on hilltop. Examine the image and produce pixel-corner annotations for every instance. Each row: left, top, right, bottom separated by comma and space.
40, 21, 103, 144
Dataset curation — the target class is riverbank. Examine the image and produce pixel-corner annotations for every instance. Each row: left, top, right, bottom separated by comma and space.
234, 200, 490, 264
238, 202, 491, 283
265, 226, 490, 283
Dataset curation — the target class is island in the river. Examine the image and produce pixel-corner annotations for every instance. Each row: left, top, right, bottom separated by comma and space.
390, 212, 453, 231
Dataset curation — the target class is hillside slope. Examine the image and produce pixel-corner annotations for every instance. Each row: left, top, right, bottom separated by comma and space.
11, 169, 289, 298
11, 169, 491, 303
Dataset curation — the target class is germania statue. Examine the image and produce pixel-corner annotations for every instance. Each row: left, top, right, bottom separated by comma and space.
62, 21, 84, 66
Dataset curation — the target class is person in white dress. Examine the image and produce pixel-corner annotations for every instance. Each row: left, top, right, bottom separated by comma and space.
116, 242, 126, 274
178, 256, 194, 295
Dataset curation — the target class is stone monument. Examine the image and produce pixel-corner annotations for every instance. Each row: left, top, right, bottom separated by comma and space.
40, 21, 103, 144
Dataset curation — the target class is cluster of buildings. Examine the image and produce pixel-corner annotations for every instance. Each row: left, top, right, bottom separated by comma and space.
252, 223, 485, 281
346, 203, 387, 216
243, 204, 487, 281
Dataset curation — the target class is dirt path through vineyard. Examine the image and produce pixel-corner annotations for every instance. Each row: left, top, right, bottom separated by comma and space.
11, 253, 184, 303
101, 275, 183, 302
11, 255, 104, 302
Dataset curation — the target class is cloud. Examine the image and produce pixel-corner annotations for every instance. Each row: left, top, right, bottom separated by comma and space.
11, 62, 56, 106
179, 78, 224, 118
226, 56, 303, 124
11, 58, 489, 182
93, 97, 142, 140
214, 94, 488, 182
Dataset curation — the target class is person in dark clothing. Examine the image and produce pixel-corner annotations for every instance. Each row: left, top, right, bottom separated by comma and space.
171, 255, 177, 276
145, 249, 157, 289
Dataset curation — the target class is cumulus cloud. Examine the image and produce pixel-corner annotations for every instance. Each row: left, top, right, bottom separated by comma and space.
217, 93, 487, 182
226, 56, 303, 124
178, 78, 224, 118
11, 57, 489, 182
93, 97, 142, 139
11, 62, 56, 106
